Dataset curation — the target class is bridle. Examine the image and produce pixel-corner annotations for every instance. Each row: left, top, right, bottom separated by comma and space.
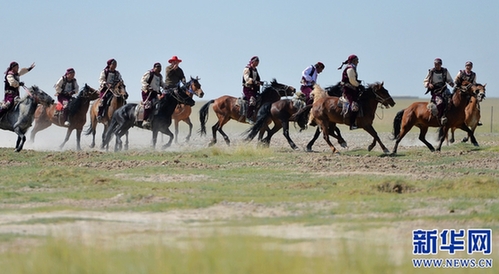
370, 84, 392, 106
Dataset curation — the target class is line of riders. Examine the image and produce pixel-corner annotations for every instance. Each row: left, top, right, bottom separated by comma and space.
0, 55, 188, 130
242, 55, 480, 129
1, 55, 479, 132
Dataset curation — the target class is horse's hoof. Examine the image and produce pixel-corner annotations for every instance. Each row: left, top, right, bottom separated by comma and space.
368, 145, 375, 151
306, 147, 313, 152
473, 142, 479, 147
340, 142, 347, 148
383, 149, 390, 154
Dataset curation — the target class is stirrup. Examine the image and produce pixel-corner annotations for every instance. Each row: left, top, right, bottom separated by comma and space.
64, 121, 70, 126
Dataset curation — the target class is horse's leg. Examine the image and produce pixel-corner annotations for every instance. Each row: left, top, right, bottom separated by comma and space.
459, 124, 479, 146
161, 129, 174, 149
75, 129, 82, 151
306, 127, 322, 152
362, 125, 390, 154
151, 129, 159, 149
124, 131, 129, 150
100, 125, 108, 150
59, 128, 73, 150
450, 127, 456, 143
185, 118, 193, 142
29, 119, 51, 143
280, 119, 298, 150
15, 135, 27, 152
435, 126, 450, 151
209, 121, 220, 146
417, 126, 436, 152
330, 125, 347, 148
318, 121, 338, 154
89, 108, 98, 148
174, 119, 180, 144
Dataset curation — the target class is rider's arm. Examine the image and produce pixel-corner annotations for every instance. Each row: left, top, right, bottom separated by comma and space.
99, 70, 107, 88
446, 70, 455, 87
140, 71, 151, 91
6, 74, 21, 88
347, 68, 360, 87
54, 77, 64, 95
423, 70, 432, 88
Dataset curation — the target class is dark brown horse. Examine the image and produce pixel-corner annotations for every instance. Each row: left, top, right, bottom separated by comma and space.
449, 83, 486, 143
244, 84, 345, 150
30, 84, 99, 150
199, 79, 295, 146
391, 83, 482, 154
295, 82, 395, 153
85, 81, 128, 149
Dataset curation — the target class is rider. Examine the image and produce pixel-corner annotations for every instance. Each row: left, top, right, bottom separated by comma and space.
97, 58, 124, 121
164, 55, 186, 90
423, 58, 454, 125
301, 62, 325, 105
455, 61, 481, 126
141, 63, 168, 129
242, 56, 263, 123
1, 62, 35, 118
54, 68, 79, 126
338, 54, 362, 130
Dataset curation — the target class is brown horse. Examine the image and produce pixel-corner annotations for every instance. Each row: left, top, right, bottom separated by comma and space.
85, 81, 128, 149
449, 83, 486, 143
294, 82, 395, 154
199, 79, 295, 146
170, 83, 205, 143
30, 84, 99, 150
391, 83, 482, 154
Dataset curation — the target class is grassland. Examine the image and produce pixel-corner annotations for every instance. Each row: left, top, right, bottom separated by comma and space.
0, 97, 498, 273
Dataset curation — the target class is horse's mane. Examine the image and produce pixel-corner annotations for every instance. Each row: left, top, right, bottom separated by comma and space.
311, 84, 327, 102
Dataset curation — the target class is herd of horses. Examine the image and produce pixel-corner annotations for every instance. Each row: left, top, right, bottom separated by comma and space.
0, 78, 486, 155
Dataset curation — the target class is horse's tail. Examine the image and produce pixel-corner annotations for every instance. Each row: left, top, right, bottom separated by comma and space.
102, 115, 119, 148
199, 100, 214, 136
292, 104, 313, 131
244, 102, 272, 141
391, 109, 405, 140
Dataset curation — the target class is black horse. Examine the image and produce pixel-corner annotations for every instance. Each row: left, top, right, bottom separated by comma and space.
0, 86, 54, 152
102, 79, 201, 151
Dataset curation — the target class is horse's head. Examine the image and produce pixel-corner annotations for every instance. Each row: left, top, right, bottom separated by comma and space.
171, 88, 196, 107
80, 84, 100, 100
112, 81, 129, 100
269, 78, 296, 97
472, 83, 486, 102
28, 86, 54, 106
367, 82, 395, 108
185, 76, 204, 98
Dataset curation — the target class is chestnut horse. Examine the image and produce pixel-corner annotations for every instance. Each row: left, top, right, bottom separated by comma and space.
449, 83, 486, 143
391, 83, 481, 154
294, 82, 395, 154
0, 86, 54, 152
199, 79, 296, 146
30, 84, 99, 150
85, 81, 128, 149
170, 82, 205, 143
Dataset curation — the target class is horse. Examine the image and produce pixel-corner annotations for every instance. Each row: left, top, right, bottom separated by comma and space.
30, 84, 99, 150
0, 86, 54, 152
199, 79, 296, 146
391, 83, 481, 154
244, 84, 344, 150
102, 77, 203, 151
170, 83, 205, 143
294, 82, 395, 154
449, 84, 486, 143
85, 81, 128, 149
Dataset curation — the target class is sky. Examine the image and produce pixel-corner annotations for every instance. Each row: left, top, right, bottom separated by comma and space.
1, 0, 498, 104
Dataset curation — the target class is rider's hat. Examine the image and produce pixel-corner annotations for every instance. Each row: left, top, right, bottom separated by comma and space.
168, 56, 182, 63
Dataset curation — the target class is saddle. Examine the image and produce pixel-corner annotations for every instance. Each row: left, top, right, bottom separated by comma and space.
236, 97, 248, 119
338, 96, 361, 117
134, 104, 145, 123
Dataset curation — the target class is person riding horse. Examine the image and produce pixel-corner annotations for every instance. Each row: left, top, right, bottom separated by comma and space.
300, 62, 325, 105
1, 61, 35, 118
424, 58, 454, 125
141, 62, 168, 129
54, 68, 79, 126
454, 61, 481, 126
338, 54, 363, 130
165, 55, 186, 90
242, 56, 263, 124
97, 58, 124, 121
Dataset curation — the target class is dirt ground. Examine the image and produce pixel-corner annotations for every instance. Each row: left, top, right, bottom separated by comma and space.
1, 123, 498, 258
